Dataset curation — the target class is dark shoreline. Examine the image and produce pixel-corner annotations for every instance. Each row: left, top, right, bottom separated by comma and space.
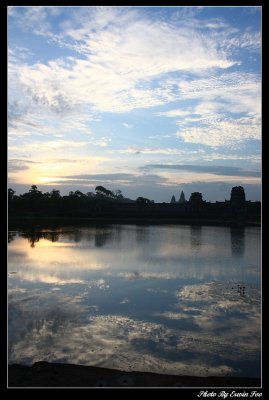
8, 362, 261, 388
8, 215, 261, 227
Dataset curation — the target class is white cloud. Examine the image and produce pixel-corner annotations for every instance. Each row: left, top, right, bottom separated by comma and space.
8, 46, 35, 64
224, 31, 261, 51
19, 140, 90, 152
177, 72, 261, 116
204, 21, 228, 29
17, 6, 52, 36
176, 115, 260, 147
122, 122, 133, 129
156, 109, 192, 118
118, 146, 186, 155
9, 7, 239, 114
8, 6, 63, 36
154, 171, 260, 187
156, 72, 261, 147
202, 153, 261, 163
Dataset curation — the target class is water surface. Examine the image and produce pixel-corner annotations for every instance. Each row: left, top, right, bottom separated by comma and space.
8, 224, 261, 377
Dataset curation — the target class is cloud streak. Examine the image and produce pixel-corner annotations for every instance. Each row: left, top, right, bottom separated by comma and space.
8, 159, 39, 173
147, 164, 260, 177
45, 173, 168, 187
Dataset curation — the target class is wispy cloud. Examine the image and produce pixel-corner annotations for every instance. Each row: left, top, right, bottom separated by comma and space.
23, 140, 92, 152
176, 116, 260, 147
8, 47, 35, 64
8, 6, 61, 36
47, 173, 168, 187
176, 72, 261, 116
155, 71, 261, 147
224, 31, 261, 51
115, 147, 261, 165
9, 7, 239, 115
63, 173, 134, 180
156, 109, 192, 118
202, 153, 261, 163
116, 146, 199, 156
122, 123, 133, 129
8, 159, 39, 172
147, 164, 260, 177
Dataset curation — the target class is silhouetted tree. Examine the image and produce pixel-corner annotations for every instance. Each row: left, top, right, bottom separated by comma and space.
115, 189, 123, 199
136, 196, 153, 204
26, 185, 43, 202
8, 188, 16, 201
50, 189, 61, 199
95, 185, 115, 198
18, 185, 44, 214
74, 190, 84, 198
170, 195, 176, 203
29, 185, 41, 195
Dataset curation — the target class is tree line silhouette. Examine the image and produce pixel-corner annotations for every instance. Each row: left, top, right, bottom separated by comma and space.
8, 184, 260, 224
8, 185, 149, 217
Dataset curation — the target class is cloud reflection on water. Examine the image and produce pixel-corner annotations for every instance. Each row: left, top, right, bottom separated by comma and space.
8, 288, 238, 375
8, 225, 261, 377
8, 280, 260, 376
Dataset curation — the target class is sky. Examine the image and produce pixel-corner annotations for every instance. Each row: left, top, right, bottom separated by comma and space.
8, 6, 261, 202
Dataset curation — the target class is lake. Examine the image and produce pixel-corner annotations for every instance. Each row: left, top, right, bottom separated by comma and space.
8, 224, 261, 378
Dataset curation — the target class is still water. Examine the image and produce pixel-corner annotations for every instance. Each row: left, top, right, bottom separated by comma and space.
8, 224, 261, 377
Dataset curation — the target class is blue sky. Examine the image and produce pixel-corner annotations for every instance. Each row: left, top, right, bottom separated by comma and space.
8, 6, 261, 202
